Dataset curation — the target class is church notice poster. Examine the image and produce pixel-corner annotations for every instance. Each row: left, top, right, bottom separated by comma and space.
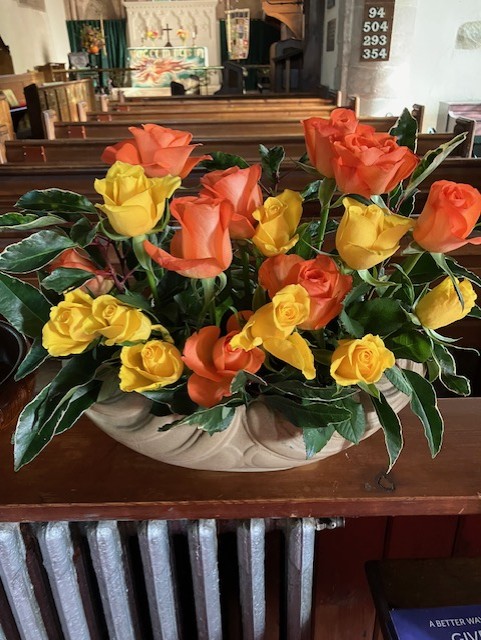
390, 605, 481, 639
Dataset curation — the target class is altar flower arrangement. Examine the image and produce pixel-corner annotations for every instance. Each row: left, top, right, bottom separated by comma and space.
79, 25, 105, 55
176, 28, 189, 43
0, 109, 479, 472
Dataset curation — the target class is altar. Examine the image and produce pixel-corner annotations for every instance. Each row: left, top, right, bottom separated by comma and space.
124, 0, 220, 90
128, 46, 208, 88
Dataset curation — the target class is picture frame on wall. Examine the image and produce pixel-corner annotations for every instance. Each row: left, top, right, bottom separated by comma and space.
327, 0, 336, 9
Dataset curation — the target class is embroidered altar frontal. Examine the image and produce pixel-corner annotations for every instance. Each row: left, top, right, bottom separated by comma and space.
128, 46, 208, 88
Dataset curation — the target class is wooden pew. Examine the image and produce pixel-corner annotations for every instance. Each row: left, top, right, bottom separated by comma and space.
5, 135, 309, 164
5, 123, 472, 167
86, 107, 336, 123
1, 158, 481, 221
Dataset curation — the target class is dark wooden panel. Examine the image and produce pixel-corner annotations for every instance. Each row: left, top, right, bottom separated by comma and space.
312, 517, 387, 639
383, 516, 459, 559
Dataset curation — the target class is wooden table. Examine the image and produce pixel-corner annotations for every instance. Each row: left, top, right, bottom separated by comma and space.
0, 397, 480, 523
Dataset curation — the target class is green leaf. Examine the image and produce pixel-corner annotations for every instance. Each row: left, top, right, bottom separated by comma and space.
403, 133, 467, 200
403, 369, 444, 457
170, 404, 237, 434
335, 398, 366, 444
263, 395, 350, 429
70, 217, 99, 246
36, 347, 108, 425
339, 308, 364, 339
349, 298, 406, 336
41, 267, 93, 293
357, 270, 397, 288
0, 273, 51, 338
431, 253, 464, 306
264, 380, 356, 402
389, 107, 418, 152
116, 291, 154, 314
343, 282, 371, 308
388, 329, 432, 363
293, 221, 320, 259
372, 394, 403, 471
318, 177, 337, 206
446, 258, 481, 290
358, 381, 381, 399
468, 305, 481, 319
16, 189, 97, 218
300, 180, 322, 201
200, 152, 249, 171
0, 230, 75, 273
0, 212, 67, 230
259, 144, 285, 182
14, 380, 101, 470
14, 338, 49, 381
388, 264, 415, 306
303, 425, 336, 458
230, 370, 267, 395
431, 343, 471, 396
384, 366, 413, 397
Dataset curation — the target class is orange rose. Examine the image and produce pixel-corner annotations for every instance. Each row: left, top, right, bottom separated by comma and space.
302, 108, 375, 178
259, 254, 352, 330
101, 124, 210, 179
413, 180, 481, 253
331, 131, 419, 198
183, 326, 265, 407
144, 196, 233, 278
49, 248, 113, 296
200, 165, 263, 239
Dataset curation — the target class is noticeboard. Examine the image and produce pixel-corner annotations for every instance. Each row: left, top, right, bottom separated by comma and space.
360, 1, 395, 62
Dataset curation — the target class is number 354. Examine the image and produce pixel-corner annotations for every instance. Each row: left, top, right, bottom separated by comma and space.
362, 48, 388, 59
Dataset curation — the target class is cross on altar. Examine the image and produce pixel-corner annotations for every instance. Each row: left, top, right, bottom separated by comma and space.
163, 23, 173, 47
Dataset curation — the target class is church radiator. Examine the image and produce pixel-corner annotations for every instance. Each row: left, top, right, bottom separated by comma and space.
0, 518, 344, 640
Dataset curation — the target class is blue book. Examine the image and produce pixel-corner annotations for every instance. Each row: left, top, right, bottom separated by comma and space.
390, 605, 481, 639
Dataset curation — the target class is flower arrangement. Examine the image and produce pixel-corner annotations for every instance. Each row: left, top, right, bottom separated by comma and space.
144, 28, 160, 41
79, 25, 105, 55
176, 28, 189, 43
0, 108, 479, 472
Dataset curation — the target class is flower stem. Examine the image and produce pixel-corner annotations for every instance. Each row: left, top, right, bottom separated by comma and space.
240, 243, 251, 299
317, 177, 337, 249
199, 278, 217, 326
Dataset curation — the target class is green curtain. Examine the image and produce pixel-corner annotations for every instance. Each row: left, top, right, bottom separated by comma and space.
66, 19, 127, 68
219, 19, 280, 89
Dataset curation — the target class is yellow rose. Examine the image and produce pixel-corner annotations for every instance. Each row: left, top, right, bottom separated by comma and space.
330, 334, 395, 386
230, 285, 309, 351
84, 295, 152, 346
94, 161, 181, 237
415, 277, 477, 330
336, 198, 413, 270
42, 289, 95, 357
119, 340, 184, 392
230, 303, 289, 351
252, 189, 303, 256
272, 284, 310, 330
264, 332, 316, 380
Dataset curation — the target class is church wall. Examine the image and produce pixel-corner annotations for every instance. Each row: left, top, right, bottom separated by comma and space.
408, 0, 481, 131
321, 0, 341, 89
1, 0, 70, 73
330, 0, 481, 131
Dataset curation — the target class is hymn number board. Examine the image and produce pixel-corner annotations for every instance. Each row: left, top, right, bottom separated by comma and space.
361, 0, 395, 62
